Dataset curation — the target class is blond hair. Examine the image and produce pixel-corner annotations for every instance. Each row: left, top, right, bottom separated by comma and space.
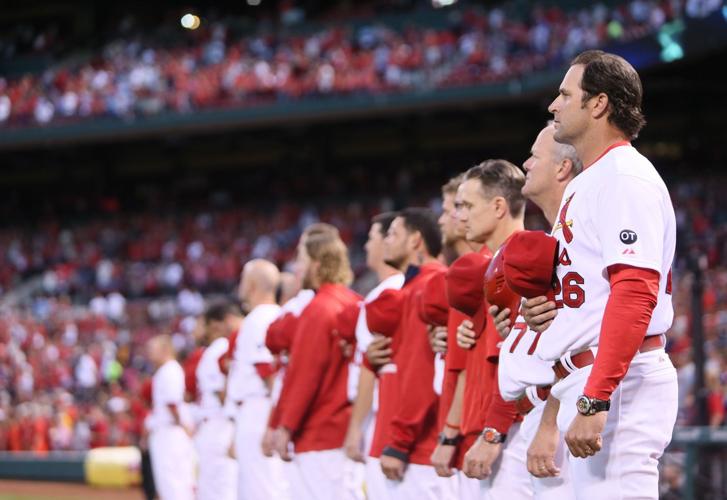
305, 230, 353, 286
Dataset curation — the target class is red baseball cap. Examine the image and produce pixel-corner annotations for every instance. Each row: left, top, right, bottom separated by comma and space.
365, 289, 403, 337
485, 246, 521, 315
418, 271, 449, 327
502, 231, 559, 299
446, 252, 490, 336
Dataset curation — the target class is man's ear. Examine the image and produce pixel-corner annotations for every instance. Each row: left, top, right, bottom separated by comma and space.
556, 159, 573, 182
493, 196, 508, 219
591, 92, 609, 120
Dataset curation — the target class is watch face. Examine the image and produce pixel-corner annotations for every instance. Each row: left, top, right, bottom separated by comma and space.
483, 429, 497, 442
576, 396, 591, 415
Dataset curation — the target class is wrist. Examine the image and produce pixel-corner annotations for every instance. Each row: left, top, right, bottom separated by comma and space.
438, 432, 462, 446
576, 395, 611, 416
442, 424, 460, 439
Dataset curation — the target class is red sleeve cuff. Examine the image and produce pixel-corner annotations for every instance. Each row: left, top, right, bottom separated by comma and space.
484, 396, 519, 435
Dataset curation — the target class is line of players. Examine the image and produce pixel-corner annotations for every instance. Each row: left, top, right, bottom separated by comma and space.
144, 49, 678, 500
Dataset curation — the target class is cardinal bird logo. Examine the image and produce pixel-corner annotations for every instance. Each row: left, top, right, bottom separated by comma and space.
555, 193, 575, 243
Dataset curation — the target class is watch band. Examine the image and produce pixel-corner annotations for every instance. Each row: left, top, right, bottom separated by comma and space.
381, 446, 410, 463
576, 395, 611, 416
438, 433, 462, 446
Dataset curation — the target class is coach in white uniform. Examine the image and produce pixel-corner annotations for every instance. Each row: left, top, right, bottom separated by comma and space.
230, 259, 288, 500
491, 122, 581, 499
195, 302, 239, 500
146, 334, 196, 500
521, 50, 678, 500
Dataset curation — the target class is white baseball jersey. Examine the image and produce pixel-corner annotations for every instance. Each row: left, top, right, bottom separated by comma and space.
196, 337, 229, 419
499, 317, 556, 401
150, 359, 188, 429
282, 289, 316, 317
536, 142, 676, 362
348, 273, 404, 403
227, 303, 280, 403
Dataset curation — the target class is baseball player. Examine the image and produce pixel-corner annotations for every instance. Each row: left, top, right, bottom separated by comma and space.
263, 224, 337, 457
490, 121, 582, 500
342, 212, 404, 500
430, 175, 482, 482
272, 226, 361, 500
145, 334, 196, 500
368, 208, 457, 499
195, 302, 238, 500
231, 259, 287, 500
520, 50, 678, 500
451, 160, 533, 499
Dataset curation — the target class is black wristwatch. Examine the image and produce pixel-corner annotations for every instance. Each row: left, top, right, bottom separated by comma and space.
480, 427, 506, 444
438, 433, 462, 446
576, 395, 611, 416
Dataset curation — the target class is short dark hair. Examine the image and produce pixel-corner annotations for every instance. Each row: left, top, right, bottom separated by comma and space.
571, 50, 646, 140
464, 159, 526, 218
398, 207, 443, 258
372, 211, 398, 237
204, 300, 240, 324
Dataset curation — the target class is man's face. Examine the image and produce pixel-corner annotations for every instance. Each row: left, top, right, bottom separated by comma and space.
548, 64, 590, 145
237, 270, 251, 310
458, 179, 497, 244
206, 318, 226, 341
383, 217, 411, 270
365, 223, 386, 270
438, 192, 464, 246
296, 240, 315, 289
522, 126, 558, 200
146, 340, 161, 366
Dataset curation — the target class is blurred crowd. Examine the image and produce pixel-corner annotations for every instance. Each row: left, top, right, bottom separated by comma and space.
0, 203, 377, 302
0, 173, 725, 452
0, 0, 687, 127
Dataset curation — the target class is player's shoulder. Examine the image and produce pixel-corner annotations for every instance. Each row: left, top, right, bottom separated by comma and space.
606, 145, 666, 187
208, 336, 229, 356
366, 273, 405, 302
160, 359, 184, 379
247, 303, 282, 327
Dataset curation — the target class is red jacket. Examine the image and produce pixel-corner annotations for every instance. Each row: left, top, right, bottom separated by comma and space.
265, 313, 297, 355
439, 308, 469, 430
381, 262, 445, 465
278, 283, 361, 453
460, 248, 520, 437
364, 288, 405, 458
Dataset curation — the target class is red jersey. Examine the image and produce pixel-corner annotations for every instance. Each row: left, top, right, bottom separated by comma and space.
364, 288, 405, 458
461, 246, 520, 438
380, 262, 446, 465
278, 283, 362, 453
439, 308, 469, 430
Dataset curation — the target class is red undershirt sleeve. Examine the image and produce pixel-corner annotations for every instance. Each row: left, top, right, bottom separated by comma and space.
583, 264, 660, 401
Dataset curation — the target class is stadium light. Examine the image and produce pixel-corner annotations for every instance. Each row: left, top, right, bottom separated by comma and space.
181, 13, 201, 30
247, 0, 261, 6
432, 0, 457, 7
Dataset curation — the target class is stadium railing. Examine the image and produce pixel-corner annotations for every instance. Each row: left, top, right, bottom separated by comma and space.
666, 426, 727, 500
